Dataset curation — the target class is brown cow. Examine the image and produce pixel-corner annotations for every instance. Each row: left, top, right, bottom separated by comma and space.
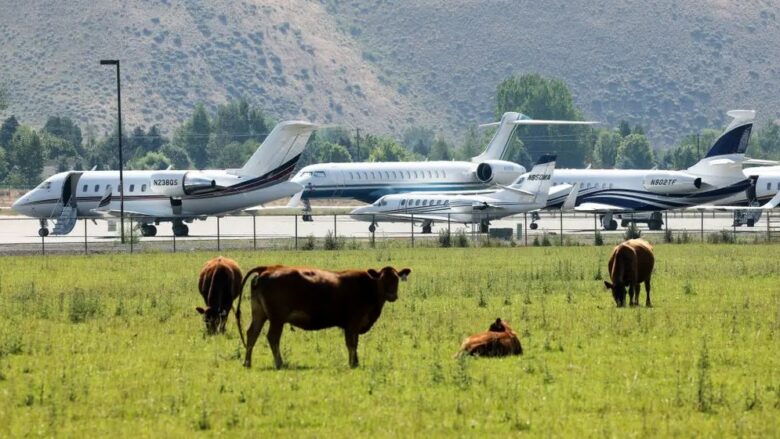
604, 238, 655, 307
455, 318, 523, 358
196, 256, 243, 334
238, 265, 411, 369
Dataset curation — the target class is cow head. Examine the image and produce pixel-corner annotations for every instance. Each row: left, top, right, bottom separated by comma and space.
195, 306, 229, 334
603, 281, 627, 307
488, 318, 507, 332
368, 266, 412, 302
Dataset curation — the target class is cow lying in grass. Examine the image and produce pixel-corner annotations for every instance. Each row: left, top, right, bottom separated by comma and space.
238, 265, 411, 369
604, 238, 655, 307
455, 318, 523, 358
196, 256, 243, 334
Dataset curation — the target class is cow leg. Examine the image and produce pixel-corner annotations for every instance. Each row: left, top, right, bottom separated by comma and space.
645, 279, 652, 307
266, 321, 285, 370
629, 283, 638, 307
243, 301, 267, 368
344, 330, 359, 368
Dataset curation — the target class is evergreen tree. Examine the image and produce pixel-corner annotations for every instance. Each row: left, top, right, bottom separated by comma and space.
457, 126, 483, 160
429, 137, 452, 161
0, 147, 8, 182
402, 126, 434, 157
129, 152, 172, 170
618, 120, 632, 137
0, 115, 19, 149
160, 143, 192, 169
42, 116, 83, 155
368, 137, 414, 162
185, 103, 211, 169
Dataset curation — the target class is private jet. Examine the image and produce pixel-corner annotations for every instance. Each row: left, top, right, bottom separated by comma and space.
12, 120, 317, 237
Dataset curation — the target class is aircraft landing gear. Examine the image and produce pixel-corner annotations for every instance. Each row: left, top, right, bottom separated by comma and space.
172, 221, 189, 237
38, 219, 49, 237
529, 211, 540, 230
601, 214, 618, 231
368, 223, 377, 233
421, 220, 433, 234
529, 223, 539, 230
302, 199, 313, 222
479, 219, 490, 234
140, 224, 157, 237
647, 211, 663, 231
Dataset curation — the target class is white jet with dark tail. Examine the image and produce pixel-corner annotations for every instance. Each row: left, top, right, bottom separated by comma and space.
13, 120, 317, 237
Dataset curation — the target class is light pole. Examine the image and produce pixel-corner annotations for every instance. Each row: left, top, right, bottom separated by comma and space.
100, 59, 125, 243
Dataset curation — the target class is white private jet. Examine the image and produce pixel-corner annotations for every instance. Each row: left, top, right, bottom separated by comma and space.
290, 112, 596, 220
349, 154, 570, 233
12, 120, 317, 237
543, 110, 758, 230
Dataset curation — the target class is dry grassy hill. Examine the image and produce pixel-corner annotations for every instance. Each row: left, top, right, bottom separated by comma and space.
1, 0, 779, 144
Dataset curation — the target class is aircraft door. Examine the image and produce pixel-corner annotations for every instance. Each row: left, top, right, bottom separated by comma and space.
332, 170, 346, 198
61, 172, 83, 207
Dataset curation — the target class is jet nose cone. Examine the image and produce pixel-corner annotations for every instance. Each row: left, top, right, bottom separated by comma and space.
350, 206, 370, 221
11, 194, 25, 213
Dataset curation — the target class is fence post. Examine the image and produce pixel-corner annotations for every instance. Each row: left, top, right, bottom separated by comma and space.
664, 211, 668, 232
524, 212, 528, 246
700, 210, 704, 242
129, 216, 133, 254
371, 214, 376, 248
253, 213, 257, 250
767, 210, 771, 243
594, 214, 598, 243
84, 219, 88, 255
447, 213, 451, 239
559, 210, 563, 246
217, 217, 221, 251
294, 215, 298, 249
173, 228, 176, 253
333, 214, 337, 239
410, 213, 415, 248
41, 233, 45, 256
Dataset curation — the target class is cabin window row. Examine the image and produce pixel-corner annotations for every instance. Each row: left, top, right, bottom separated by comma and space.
767, 182, 780, 191
399, 199, 450, 207
555, 182, 614, 189
348, 170, 447, 181
82, 183, 148, 193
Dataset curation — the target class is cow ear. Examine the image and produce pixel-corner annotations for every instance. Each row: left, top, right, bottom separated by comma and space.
196, 306, 206, 314
399, 268, 411, 281
603, 281, 613, 290
367, 269, 381, 279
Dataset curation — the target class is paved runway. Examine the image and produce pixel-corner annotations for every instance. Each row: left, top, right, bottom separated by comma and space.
0, 210, 761, 253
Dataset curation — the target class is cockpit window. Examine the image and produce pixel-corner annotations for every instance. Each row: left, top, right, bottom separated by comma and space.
37, 181, 52, 190
313, 171, 326, 178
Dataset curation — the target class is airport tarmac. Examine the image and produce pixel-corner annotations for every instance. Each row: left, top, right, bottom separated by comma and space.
0, 210, 759, 254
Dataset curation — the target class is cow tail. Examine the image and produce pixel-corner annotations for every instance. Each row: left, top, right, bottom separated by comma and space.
235, 266, 270, 349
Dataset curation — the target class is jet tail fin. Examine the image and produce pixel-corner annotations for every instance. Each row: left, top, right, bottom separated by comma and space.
234, 120, 317, 177
701, 110, 755, 160
509, 154, 557, 204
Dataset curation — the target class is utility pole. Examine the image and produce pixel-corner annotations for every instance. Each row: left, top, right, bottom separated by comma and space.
100, 59, 125, 244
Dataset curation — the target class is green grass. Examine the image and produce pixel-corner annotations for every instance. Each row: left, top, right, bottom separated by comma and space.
0, 244, 779, 437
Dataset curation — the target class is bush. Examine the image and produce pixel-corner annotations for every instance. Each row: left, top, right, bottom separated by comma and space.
68, 289, 101, 323
624, 223, 642, 240
301, 234, 316, 250
324, 231, 343, 250
437, 229, 451, 248
676, 230, 691, 244
594, 231, 604, 246
454, 229, 469, 248
541, 233, 552, 247
707, 230, 735, 244
664, 228, 674, 243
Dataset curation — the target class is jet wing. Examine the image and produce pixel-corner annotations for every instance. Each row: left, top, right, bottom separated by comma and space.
690, 191, 780, 211
89, 208, 160, 219
561, 182, 580, 211
574, 202, 631, 213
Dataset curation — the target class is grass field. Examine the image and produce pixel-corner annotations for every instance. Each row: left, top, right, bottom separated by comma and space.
0, 244, 779, 437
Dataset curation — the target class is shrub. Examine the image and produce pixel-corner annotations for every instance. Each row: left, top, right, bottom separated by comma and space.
664, 228, 674, 243
437, 229, 451, 248
301, 234, 316, 250
68, 289, 101, 323
454, 229, 469, 248
676, 230, 691, 244
594, 230, 604, 246
541, 233, 552, 247
624, 223, 642, 240
707, 230, 735, 244
324, 231, 343, 250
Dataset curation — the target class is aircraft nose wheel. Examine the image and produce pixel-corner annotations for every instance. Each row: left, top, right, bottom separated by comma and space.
38, 228, 49, 237
140, 224, 157, 237
368, 224, 377, 233
529, 223, 538, 230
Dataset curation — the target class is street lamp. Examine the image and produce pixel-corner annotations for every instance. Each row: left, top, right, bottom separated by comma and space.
100, 59, 125, 244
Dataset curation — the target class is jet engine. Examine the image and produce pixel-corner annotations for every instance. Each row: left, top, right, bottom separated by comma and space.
642, 172, 702, 194
472, 160, 525, 185
150, 171, 221, 196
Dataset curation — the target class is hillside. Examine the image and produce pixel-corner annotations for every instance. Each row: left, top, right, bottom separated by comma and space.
1, 0, 779, 145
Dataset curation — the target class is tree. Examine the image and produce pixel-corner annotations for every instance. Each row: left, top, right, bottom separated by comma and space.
0, 84, 7, 112
160, 143, 192, 169
752, 120, 780, 160
0, 147, 8, 182
316, 141, 352, 163
618, 120, 632, 138
495, 73, 590, 168
210, 140, 257, 169
39, 131, 74, 161
593, 130, 621, 168
429, 137, 452, 161
456, 126, 483, 160
179, 103, 211, 169
42, 116, 83, 155
127, 126, 149, 159
0, 115, 19, 149
402, 126, 435, 157
8, 126, 44, 185
367, 137, 414, 162
616, 134, 654, 169
129, 152, 172, 170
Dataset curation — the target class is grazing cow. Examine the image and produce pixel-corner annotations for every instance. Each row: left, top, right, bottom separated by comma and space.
604, 238, 655, 307
196, 256, 243, 334
455, 318, 523, 358
238, 265, 411, 369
